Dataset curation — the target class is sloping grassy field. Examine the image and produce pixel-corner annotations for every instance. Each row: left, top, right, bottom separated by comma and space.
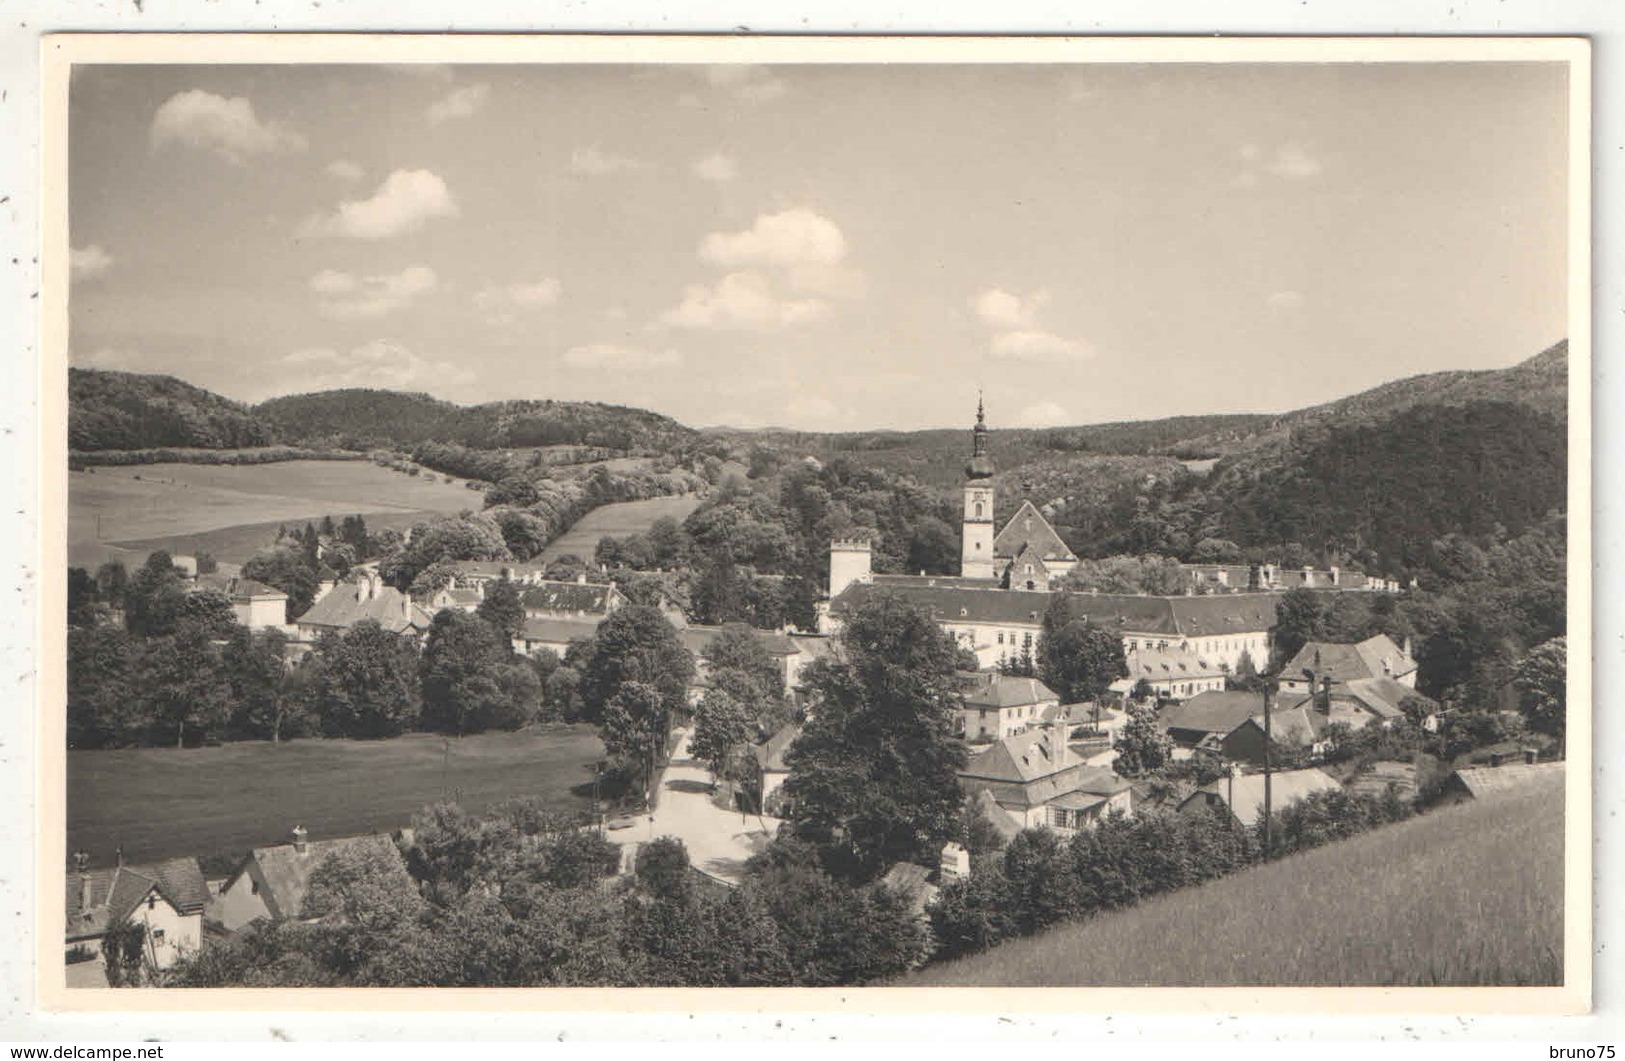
68, 726, 605, 872
538, 496, 703, 563
906, 770, 1564, 987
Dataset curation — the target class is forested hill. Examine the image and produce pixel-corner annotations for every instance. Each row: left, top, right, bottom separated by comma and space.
69, 368, 274, 452
255, 389, 698, 453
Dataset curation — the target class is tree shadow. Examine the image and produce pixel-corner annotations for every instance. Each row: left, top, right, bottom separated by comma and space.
666, 779, 713, 795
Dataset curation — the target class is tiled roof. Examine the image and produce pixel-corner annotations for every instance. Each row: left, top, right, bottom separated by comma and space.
968, 789, 1025, 842
677, 624, 801, 659
962, 728, 1083, 784
1285, 635, 1416, 685
1347, 760, 1419, 801
993, 500, 1077, 563
964, 675, 1059, 710
446, 560, 548, 580
1233, 701, 1327, 747
518, 616, 603, 645
1340, 677, 1413, 720
833, 582, 1283, 639
519, 581, 618, 616
241, 834, 400, 921
752, 724, 801, 772
441, 587, 482, 607
872, 574, 1002, 590
1126, 645, 1227, 681
297, 580, 432, 635
1160, 690, 1294, 738
65, 857, 207, 940
1187, 767, 1343, 829
195, 574, 286, 600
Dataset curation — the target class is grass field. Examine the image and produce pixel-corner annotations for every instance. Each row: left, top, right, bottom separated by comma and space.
68, 726, 606, 871
68, 460, 479, 568
538, 495, 703, 563
906, 769, 1564, 987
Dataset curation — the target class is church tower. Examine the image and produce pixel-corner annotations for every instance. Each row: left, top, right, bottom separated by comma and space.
961, 396, 997, 579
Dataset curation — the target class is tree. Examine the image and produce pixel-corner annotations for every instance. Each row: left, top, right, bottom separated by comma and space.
222, 627, 305, 742
309, 621, 422, 738
420, 610, 540, 735
67, 567, 103, 628
575, 605, 694, 724
634, 836, 693, 902
780, 592, 969, 881
601, 680, 668, 795
136, 630, 233, 747
704, 623, 784, 699
1271, 587, 1327, 669
122, 551, 186, 637
690, 688, 754, 780
905, 517, 960, 576
242, 546, 321, 620
1037, 598, 1127, 704
475, 576, 526, 642
1514, 636, 1566, 742
67, 625, 140, 748
1111, 701, 1173, 778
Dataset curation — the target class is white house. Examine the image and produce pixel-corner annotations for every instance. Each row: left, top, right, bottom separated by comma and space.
961, 674, 1060, 742
66, 855, 208, 972
213, 827, 404, 931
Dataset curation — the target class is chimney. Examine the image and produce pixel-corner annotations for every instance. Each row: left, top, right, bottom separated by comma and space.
1489, 751, 1504, 768
1329, 565, 1341, 586
1402, 635, 1414, 660
576, 572, 587, 585
1524, 748, 1539, 766
292, 825, 309, 855
940, 841, 971, 882
115, 844, 124, 868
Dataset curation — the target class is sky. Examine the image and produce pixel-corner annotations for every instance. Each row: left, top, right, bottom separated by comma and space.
67, 60, 1572, 432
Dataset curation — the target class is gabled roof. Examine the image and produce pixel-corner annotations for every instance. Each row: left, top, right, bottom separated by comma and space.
753, 724, 801, 772
297, 580, 432, 635
993, 500, 1077, 563
520, 581, 619, 616
1341, 677, 1413, 720
1285, 635, 1416, 685
968, 789, 1025, 842
240, 834, 400, 921
964, 675, 1060, 710
678, 624, 800, 659
1347, 760, 1419, 801
517, 615, 603, 645
1160, 690, 1292, 738
1186, 767, 1343, 829
1229, 700, 1327, 747
195, 574, 286, 601
1126, 645, 1228, 682
832, 582, 1055, 627
445, 560, 548, 580
962, 728, 1082, 784
438, 587, 483, 607
66, 857, 207, 941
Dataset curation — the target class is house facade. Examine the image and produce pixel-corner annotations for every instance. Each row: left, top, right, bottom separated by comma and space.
959, 728, 1133, 836
66, 855, 207, 971
1177, 767, 1344, 830
960, 674, 1060, 742
214, 827, 404, 931
294, 572, 435, 641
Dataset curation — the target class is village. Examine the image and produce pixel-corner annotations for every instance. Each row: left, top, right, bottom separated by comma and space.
62, 401, 1566, 987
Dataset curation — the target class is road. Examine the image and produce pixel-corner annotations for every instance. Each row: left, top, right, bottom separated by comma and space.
606, 727, 781, 886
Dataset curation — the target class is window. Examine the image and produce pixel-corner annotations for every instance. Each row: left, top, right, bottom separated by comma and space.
151, 929, 166, 944
251, 879, 260, 895
974, 501, 984, 518
997, 632, 1004, 645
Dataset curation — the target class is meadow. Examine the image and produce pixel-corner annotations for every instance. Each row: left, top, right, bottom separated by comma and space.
538, 495, 703, 563
906, 769, 1565, 987
67, 460, 479, 568
67, 725, 606, 872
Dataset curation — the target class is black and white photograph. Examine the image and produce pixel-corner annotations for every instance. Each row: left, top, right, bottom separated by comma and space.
42, 35, 1588, 1004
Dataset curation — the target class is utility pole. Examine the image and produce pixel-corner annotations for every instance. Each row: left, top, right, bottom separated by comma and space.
1261, 675, 1274, 857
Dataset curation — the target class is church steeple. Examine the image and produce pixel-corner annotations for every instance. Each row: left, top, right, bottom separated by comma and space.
961, 396, 997, 579
965, 393, 996, 480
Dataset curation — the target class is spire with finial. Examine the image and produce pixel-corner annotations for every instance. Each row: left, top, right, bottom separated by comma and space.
965, 393, 995, 479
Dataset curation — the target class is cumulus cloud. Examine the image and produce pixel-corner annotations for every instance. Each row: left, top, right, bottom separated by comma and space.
1012, 400, 1071, 428
660, 270, 829, 331
1268, 144, 1323, 180
473, 278, 563, 325
972, 287, 1050, 330
70, 244, 113, 282
701, 208, 847, 270
972, 285, 1090, 362
310, 265, 438, 319
426, 83, 491, 125
569, 146, 642, 176
561, 343, 681, 370
692, 153, 738, 183
150, 89, 306, 165
990, 330, 1092, 362
281, 339, 472, 392
326, 159, 365, 182
300, 169, 458, 239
